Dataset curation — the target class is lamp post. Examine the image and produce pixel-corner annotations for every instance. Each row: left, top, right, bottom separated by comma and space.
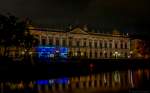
113, 51, 120, 59
129, 51, 133, 59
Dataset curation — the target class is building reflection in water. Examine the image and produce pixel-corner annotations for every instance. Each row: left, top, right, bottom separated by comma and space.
0, 69, 150, 93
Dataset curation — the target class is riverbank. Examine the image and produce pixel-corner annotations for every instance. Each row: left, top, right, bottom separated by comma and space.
0, 58, 149, 79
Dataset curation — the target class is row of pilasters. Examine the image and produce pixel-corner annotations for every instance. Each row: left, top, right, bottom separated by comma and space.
39, 36, 130, 49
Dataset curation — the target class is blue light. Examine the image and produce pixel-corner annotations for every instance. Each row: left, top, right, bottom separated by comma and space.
55, 78, 69, 84
35, 78, 69, 85
35, 80, 49, 85
35, 46, 69, 59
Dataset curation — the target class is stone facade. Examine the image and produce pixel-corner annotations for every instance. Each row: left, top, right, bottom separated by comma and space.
29, 25, 131, 59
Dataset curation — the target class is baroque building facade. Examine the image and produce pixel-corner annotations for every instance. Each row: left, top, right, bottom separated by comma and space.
29, 25, 131, 59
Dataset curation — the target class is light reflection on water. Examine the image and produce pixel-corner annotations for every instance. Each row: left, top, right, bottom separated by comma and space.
0, 69, 150, 93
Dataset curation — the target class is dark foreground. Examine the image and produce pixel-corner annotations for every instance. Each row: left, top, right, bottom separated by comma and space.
0, 58, 150, 93
0, 59, 150, 79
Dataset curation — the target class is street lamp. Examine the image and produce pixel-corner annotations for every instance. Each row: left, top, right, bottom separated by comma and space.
113, 51, 120, 59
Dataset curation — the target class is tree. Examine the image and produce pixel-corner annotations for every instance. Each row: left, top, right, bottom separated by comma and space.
0, 13, 37, 59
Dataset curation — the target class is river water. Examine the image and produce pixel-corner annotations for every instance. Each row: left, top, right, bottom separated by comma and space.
0, 68, 150, 93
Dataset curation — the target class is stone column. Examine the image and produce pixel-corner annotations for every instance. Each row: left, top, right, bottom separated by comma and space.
118, 40, 120, 49
53, 37, 56, 46
79, 82, 84, 89
92, 39, 94, 48
47, 36, 49, 45
60, 38, 63, 47
112, 40, 115, 49
102, 40, 105, 48
39, 35, 42, 45
91, 80, 95, 88
128, 40, 130, 49
86, 81, 89, 88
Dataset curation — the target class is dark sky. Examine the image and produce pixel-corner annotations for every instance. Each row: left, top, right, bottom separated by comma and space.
0, 0, 150, 33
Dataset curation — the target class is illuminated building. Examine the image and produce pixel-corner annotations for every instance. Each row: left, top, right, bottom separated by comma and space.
29, 25, 131, 59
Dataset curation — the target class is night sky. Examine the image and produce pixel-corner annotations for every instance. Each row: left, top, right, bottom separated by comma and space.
0, 0, 150, 33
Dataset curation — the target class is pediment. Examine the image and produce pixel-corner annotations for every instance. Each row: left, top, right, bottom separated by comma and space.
70, 28, 88, 34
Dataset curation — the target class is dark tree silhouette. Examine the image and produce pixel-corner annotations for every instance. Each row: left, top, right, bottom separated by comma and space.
0, 13, 37, 59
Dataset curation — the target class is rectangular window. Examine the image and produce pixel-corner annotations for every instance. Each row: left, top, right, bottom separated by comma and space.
42, 39, 46, 45
62, 39, 66, 46
100, 52, 102, 57
84, 41, 86, 47
109, 43, 112, 48
125, 43, 127, 49
105, 53, 107, 58
56, 39, 59, 46
69, 40, 72, 46
99, 42, 102, 48
89, 42, 92, 48
115, 43, 118, 49
94, 42, 97, 48
76, 41, 80, 47
95, 52, 97, 58
49, 38, 53, 46
120, 43, 123, 49
105, 42, 107, 48
90, 51, 92, 58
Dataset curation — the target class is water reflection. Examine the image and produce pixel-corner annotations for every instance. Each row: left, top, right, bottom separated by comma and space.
0, 69, 150, 93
